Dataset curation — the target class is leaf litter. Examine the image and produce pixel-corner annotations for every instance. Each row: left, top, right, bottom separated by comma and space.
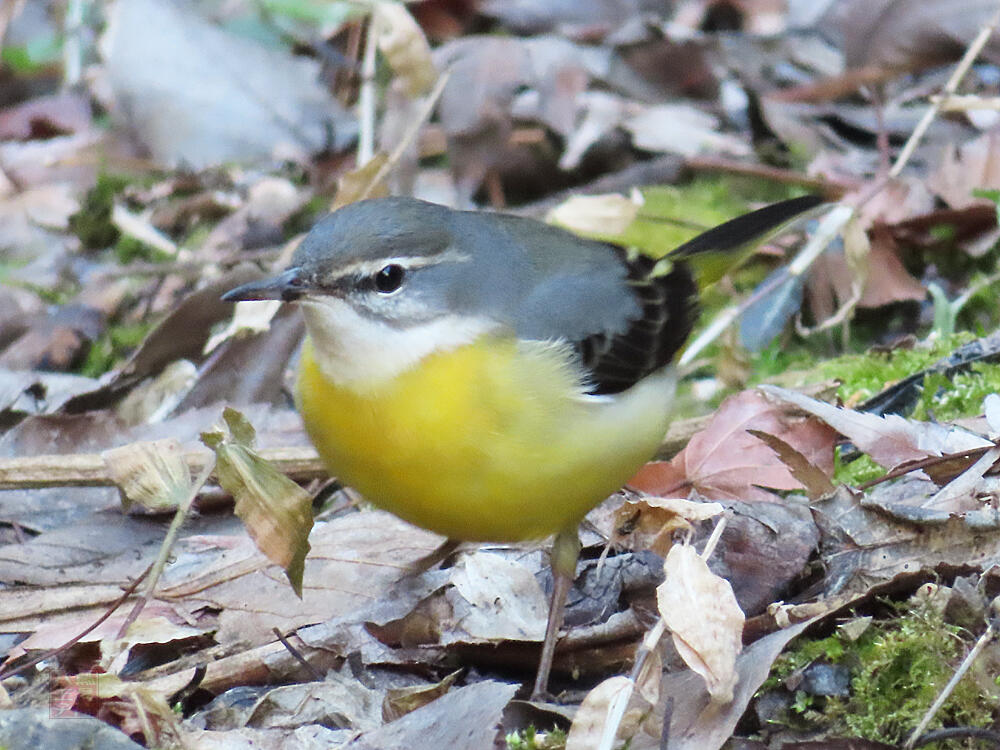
5, 0, 1000, 748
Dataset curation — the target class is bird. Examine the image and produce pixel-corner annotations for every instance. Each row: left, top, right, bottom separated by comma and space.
222, 193, 822, 698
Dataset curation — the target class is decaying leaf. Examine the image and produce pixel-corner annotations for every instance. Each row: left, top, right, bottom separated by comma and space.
201, 408, 313, 597
760, 385, 992, 471
630, 389, 836, 503
565, 675, 650, 750
446, 551, 547, 642
657, 544, 745, 703
101, 438, 191, 511
374, 2, 437, 98
334, 153, 391, 210
612, 495, 724, 556
547, 192, 641, 237
382, 670, 460, 723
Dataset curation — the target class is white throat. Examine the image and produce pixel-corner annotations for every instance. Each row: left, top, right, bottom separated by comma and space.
300, 297, 497, 387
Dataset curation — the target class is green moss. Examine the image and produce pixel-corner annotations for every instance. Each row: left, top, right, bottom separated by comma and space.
505, 725, 566, 750
78, 321, 152, 378
762, 598, 996, 746
834, 450, 884, 486
70, 174, 132, 250
815, 333, 975, 406
562, 176, 804, 259
912, 363, 1000, 422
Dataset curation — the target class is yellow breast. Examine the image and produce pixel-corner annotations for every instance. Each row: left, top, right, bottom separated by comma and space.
295, 335, 673, 541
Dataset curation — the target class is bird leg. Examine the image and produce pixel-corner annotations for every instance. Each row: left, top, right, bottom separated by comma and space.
532, 527, 581, 700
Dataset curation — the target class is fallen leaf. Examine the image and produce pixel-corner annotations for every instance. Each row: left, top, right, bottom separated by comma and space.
927, 130, 1000, 209
201, 408, 313, 597
341, 680, 517, 750
101, 438, 191, 511
612, 495, 724, 556
375, 2, 437, 98
565, 675, 647, 750
446, 551, 547, 642
630, 389, 836, 503
760, 385, 992, 470
547, 192, 641, 237
657, 544, 745, 703
746, 429, 835, 499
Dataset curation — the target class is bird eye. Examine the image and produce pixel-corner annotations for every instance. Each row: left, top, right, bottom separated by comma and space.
374, 264, 405, 293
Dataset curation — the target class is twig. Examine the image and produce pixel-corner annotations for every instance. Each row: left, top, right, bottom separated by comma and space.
0, 445, 324, 490
357, 15, 378, 166
903, 600, 1000, 749
116, 460, 216, 638
889, 6, 1000, 179
358, 68, 451, 203
272, 627, 323, 680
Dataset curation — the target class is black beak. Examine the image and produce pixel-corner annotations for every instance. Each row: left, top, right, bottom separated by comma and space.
221, 268, 308, 303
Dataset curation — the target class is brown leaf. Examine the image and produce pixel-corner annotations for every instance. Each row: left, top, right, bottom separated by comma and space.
657, 544, 745, 704
382, 670, 460, 723
858, 225, 926, 308
201, 408, 312, 597
612, 496, 724, 556
760, 385, 992, 470
746, 429, 835, 500
630, 390, 836, 503
375, 2, 437, 98
101, 438, 191, 511
928, 131, 1000, 209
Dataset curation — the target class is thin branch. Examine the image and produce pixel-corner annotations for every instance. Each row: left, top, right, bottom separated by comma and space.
0, 565, 152, 681
357, 15, 378, 166
889, 6, 1000, 179
0, 445, 324, 490
116, 460, 216, 638
903, 607, 999, 749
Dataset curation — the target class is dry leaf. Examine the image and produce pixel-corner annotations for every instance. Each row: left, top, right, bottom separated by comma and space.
928, 131, 1000, 209
746, 429, 835, 500
858, 225, 926, 308
547, 193, 641, 237
201, 408, 313, 597
656, 545, 744, 703
446, 551, 547, 641
101, 438, 191, 511
566, 675, 646, 750
612, 496, 724, 555
760, 385, 992, 470
374, 2, 437, 98
630, 389, 836, 502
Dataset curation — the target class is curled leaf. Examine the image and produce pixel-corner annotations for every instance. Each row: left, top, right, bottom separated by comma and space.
657, 544, 744, 703
201, 407, 313, 597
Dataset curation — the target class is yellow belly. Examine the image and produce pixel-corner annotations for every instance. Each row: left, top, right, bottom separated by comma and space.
296, 336, 673, 541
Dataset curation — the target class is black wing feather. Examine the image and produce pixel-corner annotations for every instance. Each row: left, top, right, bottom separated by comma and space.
573, 195, 823, 395
575, 252, 697, 395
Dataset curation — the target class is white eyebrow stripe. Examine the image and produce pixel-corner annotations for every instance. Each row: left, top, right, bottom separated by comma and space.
333, 250, 470, 278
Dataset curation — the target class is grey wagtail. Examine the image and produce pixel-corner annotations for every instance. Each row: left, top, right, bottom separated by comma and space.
223, 193, 822, 697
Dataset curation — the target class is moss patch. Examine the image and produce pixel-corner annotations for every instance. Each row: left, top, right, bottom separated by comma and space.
761, 597, 996, 746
